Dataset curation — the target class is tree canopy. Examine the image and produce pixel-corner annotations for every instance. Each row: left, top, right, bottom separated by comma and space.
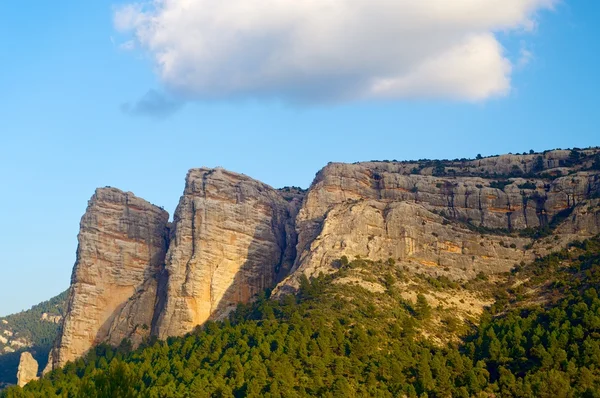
3, 237, 600, 397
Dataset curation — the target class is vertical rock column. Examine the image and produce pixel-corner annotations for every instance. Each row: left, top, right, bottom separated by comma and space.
17, 352, 38, 387
154, 168, 301, 338
45, 188, 169, 372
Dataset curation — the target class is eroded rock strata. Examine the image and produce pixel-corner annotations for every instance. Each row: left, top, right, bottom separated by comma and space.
154, 168, 302, 338
278, 151, 600, 291
45, 188, 170, 371
46, 149, 600, 372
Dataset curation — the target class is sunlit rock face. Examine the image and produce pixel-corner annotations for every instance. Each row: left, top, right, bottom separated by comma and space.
46, 149, 600, 371
45, 188, 169, 372
154, 168, 303, 338
17, 352, 38, 387
275, 150, 600, 294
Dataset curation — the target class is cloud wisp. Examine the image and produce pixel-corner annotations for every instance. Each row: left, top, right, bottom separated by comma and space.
121, 90, 184, 118
114, 0, 556, 104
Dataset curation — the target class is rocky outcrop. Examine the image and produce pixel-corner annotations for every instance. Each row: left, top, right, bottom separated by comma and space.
41, 313, 62, 324
43, 148, 600, 373
288, 200, 532, 283
295, 163, 598, 252
17, 352, 38, 387
45, 188, 169, 372
154, 168, 302, 338
276, 150, 600, 293
357, 148, 599, 177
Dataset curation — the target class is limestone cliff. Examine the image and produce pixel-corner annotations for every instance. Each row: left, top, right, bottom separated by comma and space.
44, 148, 600, 373
16, 352, 38, 387
276, 149, 600, 293
45, 188, 169, 372
154, 168, 302, 338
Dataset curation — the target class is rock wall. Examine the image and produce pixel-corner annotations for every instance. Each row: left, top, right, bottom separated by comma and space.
45, 188, 169, 372
277, 151, 600, 292
286, 200, 533, 285
296, 163, 598, 253
45, 149, 600, 372
154, 168, 302, 338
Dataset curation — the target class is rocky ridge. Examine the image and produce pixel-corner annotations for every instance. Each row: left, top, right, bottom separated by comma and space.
279, 151, 600, 292
0, 291, 67, 388
42, 148, 600, 373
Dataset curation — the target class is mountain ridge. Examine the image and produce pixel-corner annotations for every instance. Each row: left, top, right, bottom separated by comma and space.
0, 291, 67, 388
2, 147, 600, 389
44, 146, 600, 373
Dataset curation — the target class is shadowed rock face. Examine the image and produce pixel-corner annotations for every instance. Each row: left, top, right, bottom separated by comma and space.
45, 188, 169, 372
154, 168, 302, 338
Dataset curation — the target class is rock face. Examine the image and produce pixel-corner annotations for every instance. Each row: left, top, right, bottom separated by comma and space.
45, 188, 170, 372
17, 352, 38, 387
154, 168, 302, 338
276, 151, 600, 292
295, 162, 598, 255
44, 149, 600, 372
41, 313, 62, 324
287, 199, 532, 285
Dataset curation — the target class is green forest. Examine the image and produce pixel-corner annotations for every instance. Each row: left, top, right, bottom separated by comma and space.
0, 291, 68, 386
3, 237, 600, 397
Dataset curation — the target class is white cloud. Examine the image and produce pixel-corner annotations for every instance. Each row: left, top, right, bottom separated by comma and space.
114, 0, 555, 103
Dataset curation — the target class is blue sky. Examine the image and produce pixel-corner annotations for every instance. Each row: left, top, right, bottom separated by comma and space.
0, 1, 598, 316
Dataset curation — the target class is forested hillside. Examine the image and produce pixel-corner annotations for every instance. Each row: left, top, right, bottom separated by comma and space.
0, 291, 68, 387
3, 236, 600, 397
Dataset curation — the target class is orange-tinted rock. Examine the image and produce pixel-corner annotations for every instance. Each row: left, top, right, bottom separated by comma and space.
46, 149, 600, 371
154, 168, 302, 338
45, 188, 169, 372
17, 352, 38, 387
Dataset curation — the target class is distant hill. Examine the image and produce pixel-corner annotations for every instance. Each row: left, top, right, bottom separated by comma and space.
0, 291, 68, 387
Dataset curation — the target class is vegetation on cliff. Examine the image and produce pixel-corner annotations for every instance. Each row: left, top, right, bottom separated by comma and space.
0, 291, 67, 386
4, 236, 600, 397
